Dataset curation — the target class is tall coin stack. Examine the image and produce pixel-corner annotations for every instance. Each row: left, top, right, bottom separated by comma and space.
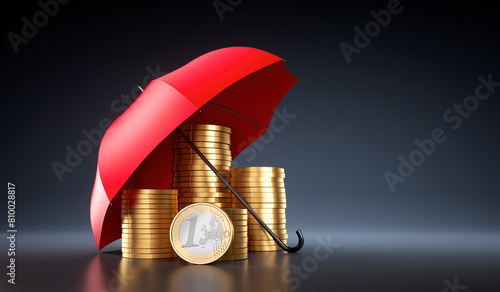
121, 189, 178, 259
172, 124, 232, 210
218, 208, 248, 261
230, 167, 288, 251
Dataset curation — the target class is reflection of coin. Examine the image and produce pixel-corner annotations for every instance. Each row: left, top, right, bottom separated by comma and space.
170, 203, 234, 264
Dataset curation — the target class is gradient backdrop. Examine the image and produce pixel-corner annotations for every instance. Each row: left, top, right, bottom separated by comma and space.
1, 1, 499, 291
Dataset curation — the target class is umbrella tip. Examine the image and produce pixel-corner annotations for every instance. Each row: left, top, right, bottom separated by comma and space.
138, 86, 144, 92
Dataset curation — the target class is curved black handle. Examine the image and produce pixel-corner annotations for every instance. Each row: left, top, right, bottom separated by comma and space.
176, 129, 304, 253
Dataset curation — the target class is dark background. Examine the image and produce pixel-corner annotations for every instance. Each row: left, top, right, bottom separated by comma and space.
1, 0, 499, 291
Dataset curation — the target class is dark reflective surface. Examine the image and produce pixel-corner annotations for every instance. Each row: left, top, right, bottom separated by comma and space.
1, 231, 499, 291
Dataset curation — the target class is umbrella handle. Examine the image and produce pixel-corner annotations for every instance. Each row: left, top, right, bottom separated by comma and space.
176, 129, 304, 253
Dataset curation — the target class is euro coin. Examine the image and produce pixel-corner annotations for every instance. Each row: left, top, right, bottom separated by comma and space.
178, 124, 231, 133
170, 203, 234, 264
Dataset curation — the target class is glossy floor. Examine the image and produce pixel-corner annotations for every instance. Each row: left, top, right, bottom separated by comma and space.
1, 231, 499, 291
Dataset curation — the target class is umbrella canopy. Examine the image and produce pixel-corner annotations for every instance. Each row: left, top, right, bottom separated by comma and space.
90, 47, 298, 250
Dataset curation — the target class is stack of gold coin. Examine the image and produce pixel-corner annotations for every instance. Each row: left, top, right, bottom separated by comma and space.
121, 189, 178, 259
218, 208, 248, 261
172, 124, 232, 210
230, 167, 288, 252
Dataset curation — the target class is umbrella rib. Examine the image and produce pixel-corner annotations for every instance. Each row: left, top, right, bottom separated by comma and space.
205, 102, 265, 131
262, 66, 297, 79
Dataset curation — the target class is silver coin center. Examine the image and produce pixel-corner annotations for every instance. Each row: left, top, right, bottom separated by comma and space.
179, 211, 224, 255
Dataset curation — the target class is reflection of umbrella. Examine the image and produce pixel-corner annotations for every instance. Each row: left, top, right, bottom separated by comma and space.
91, 47, 303, 252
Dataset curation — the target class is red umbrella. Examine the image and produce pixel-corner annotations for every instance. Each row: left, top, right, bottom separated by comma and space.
90, 47, 303, 251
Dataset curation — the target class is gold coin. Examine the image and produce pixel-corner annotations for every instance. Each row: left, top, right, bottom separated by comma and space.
122, 228, 169, 234
175, 187, 229, 193
230, 238, 248, 245
249, 229, 288, 236
232, 226, 248, 233
245, 212, 286, 219
121, 193, 178, 198
234, 193, 287, 199
249, 218, 286, 225
122, 213, 176, 219
238, 197, 287, 204
228, 242, 248, 249
233, 187, 285, 193
173, 170, 229, 177
249, 208, 286, 214
170, 203, 234, 264
178, 192, 231, 198
178, 124, 231, 133
121, 234, 169, 240
121, 242, 171, 248
173, 141, 231, 150
174, 154, 232, 161
122, 208, 177, 214
231, 182, 285, 188
249, 233, 288, 240
248, 246, 281, 252
122, 189, 178, 195
249, 239, 287, 246
174, 148, 232, 156
174, 164, 231, 171
121, 248, 173, 254
174, 159, 232, 167
122, 253, 174, 259
221, 208, 247, 215
121, 197, 178, 202
173, 136, 231, 144
173, 176, 229, 183
231, 167, 284, 173
224, 247, 248, 254
174, 130, 231, 137
230, 177, 284, 183
178, 198, 231, 204
178, 202, 232, 209
121, 203, 178, 209
217, 254, 248, 261
173, 181, 228, 188
248, 223, 286, 229
121, 223, 172, 229
242, 203, 286, 209
225, 215, 247, 221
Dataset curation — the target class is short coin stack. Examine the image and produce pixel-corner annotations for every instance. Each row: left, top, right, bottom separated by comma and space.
218, 208, 248, 261
230, 167, 288, 251
172, 124, 232, 210
121, 189, 178, 259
